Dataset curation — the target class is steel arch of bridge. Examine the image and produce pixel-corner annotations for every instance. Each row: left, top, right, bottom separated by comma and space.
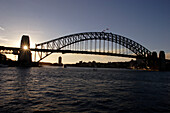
35, 32, 151, 62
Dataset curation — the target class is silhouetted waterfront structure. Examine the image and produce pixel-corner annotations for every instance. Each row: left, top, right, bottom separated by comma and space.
159, 51, 166, 71
146, 51, 167, 71
18, 35, 32, 66
50, 56, 63, 66
58, 56, 62, 66
66, 60, 131, 68
0, 53, 6, 64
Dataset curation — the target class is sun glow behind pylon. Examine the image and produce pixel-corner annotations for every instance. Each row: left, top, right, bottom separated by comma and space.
23, 45, 28, 50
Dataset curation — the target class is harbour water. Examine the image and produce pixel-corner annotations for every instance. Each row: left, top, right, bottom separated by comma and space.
0, 66, 170, 113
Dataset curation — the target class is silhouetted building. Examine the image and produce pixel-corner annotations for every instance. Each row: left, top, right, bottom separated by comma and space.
58, 56, 62, 66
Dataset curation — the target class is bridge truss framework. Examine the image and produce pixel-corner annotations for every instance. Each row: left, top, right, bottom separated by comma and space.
35, 32, 152, 62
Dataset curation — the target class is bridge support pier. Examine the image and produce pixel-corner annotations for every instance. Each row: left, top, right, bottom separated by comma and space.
18, 35, 32, 66
148, 51, 166, 71
159, 51, 166, 71
151, 51, 159, 70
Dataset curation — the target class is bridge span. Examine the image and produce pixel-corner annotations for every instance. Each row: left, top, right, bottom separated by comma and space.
35, 32, 152, 61
0, 32, 168, 70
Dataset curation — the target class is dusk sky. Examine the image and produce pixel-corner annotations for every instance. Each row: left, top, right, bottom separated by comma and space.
0, 0, 170, 63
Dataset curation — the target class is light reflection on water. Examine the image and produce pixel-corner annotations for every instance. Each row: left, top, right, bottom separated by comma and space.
0, 67, 170, 112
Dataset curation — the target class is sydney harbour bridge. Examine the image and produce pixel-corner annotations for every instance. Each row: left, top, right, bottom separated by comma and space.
0, 32, 168, 70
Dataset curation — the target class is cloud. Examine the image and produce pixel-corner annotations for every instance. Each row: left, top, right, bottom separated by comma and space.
0, 37, 8, 41
0, 26, 5, 31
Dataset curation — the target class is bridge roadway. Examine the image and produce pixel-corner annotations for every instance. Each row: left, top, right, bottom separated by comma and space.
0, 46, 144, 59
1, 46, 170, 62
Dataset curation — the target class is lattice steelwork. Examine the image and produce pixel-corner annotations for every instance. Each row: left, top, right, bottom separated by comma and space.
35, 32, 151, 62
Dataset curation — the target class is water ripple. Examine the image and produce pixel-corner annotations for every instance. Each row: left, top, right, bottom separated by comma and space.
0, 67, 170, 112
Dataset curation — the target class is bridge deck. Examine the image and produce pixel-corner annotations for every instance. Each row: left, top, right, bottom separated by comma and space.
1, 46, 170, 60
0, 46, 140, 58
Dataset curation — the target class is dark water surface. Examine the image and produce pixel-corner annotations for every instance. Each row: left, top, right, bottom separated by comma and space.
0, 67, 170, 113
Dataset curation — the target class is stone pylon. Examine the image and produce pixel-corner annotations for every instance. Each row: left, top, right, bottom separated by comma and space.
18, 35, 32, 66
159, 51, 166, 71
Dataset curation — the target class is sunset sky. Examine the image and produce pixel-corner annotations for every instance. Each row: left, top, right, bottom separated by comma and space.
0, 0, 170, 63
